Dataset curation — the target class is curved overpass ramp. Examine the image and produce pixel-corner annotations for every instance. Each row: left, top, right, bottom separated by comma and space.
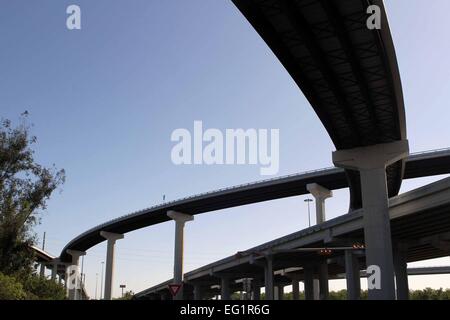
60, 149, 450, 262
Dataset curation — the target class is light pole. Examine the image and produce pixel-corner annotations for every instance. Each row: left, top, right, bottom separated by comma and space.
100, 261, 105, 300
304, 198, 313, 227
80, 256, 84, 291
95, 273, 98, 300
120, 284, 126, 298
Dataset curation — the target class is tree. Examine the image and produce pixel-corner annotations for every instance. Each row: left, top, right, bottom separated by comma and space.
0, 116, 65, 275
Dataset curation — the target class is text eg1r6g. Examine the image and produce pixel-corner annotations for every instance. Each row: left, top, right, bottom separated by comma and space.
224, 304, 270, 315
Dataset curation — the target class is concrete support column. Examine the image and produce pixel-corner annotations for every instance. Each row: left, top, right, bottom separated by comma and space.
100, 231, 124, 300
193, 284, 203, 300
252, 279, 261, 300
306, 183, 332, 224
333, 140, 409, 300
291, 279, 300, 300
304, 265, 314, 300
318, 262, 329, 300
51, 259, 59, 281
345, 250, 361, 300
66, 250, 86, 300
276, 285, 284, 300
264, 255, 274, 300
394, 248, 409, 300
167, 211, 194, 300
313, 279, 320, 300
221, 277, 231, 300
39, 263, 46, 277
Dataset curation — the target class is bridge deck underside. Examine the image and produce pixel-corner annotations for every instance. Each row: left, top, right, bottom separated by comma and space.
232, 0, 407, 209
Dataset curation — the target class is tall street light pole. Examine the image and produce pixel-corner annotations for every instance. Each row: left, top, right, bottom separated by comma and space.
304, 198, 313, 227
80, 256, 85, 292
100, 261, 105, 300
95, 273, 98, 300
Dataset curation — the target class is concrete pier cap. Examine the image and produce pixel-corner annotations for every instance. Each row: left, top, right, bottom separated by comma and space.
306, 183, 333, 224
167, 210, 194, 224
306, 183, 333, 200
332, 140, 409, 170
100, 231, 124, 242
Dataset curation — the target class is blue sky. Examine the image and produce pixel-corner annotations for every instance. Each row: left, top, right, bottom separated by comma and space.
1, 0, 450, 298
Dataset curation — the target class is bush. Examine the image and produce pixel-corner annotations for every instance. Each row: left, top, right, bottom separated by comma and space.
20, 274, 66, 300
0, 272, 26, 300
0, 272, 66, 300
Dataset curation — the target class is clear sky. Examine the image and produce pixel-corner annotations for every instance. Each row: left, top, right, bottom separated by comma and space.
1, 0, 450, 298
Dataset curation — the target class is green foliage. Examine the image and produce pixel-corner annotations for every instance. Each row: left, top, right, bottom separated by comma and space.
0, 272, 27, 300
410, 288, 450, 300
0, 116, 65, 274
0, 272, 66, 300
235, 289, 450, 300
0, 116, 66, 300
19, 273, 66, 300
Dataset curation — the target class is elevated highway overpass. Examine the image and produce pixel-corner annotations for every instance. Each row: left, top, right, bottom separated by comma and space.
135, 176, 450, 300
56, 0, 447, 300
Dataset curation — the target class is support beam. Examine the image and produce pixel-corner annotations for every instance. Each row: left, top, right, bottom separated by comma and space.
276, 285, 284, 300
193, 284, 203, 300
39, 263, 46, 277
304, 265, 314, 300
100, 231, 124, 300
221, 277, 231, 300
394, 248, 409, 300
252, 279, 261, 300
264, 255, 274, 300
306, 183, 332, 224
167, 211, 194, 300
51, 259, 59, 281
305, 183, 331, 300
313, 279, 320, 300
345, 250, 361, 300
291, 279, 300, 300
333, 140, 409, 300
318, 262, 329, 300
66, 249, 86, 300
